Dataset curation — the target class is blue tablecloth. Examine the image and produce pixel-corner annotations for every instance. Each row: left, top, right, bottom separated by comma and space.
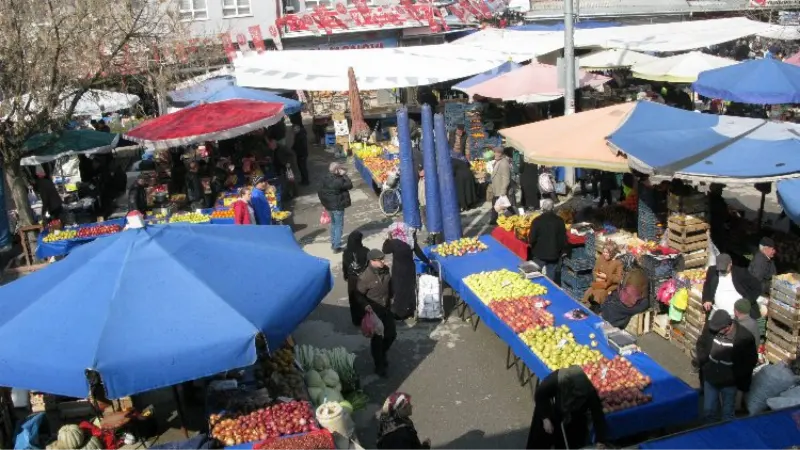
639, 406, 800, 449
36, 218, 127, 259
427, 235, 699, 440
353, 156, 378, 188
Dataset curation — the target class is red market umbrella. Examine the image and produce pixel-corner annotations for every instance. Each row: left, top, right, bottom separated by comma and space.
124, 99, 284, 148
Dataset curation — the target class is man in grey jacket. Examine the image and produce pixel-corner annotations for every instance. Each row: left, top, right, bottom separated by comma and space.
489, 147, 513, 225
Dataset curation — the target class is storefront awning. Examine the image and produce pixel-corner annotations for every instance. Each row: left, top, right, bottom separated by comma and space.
499, 103, 632, 172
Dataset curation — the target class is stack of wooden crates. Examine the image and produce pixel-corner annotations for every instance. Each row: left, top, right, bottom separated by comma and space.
766, 274, 800, 364
667, 192, 709, 269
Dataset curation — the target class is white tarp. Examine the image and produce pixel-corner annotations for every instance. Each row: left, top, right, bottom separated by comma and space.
630, 51, 738, 83
578, 48, 659, 70
452, 17, 777, 57
757, 24, 800, 41
3, 89, 140, 119
234, 45, 512, 91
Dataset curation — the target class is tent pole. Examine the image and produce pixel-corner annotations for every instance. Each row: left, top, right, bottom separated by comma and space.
172, 385, 189, 438
758, 191, 766, 231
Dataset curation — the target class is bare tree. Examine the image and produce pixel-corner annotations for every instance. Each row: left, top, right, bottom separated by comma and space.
0, 0, 221, 226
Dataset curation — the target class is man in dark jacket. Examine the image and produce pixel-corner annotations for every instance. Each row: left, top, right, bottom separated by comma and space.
357, 249, 396, 377
528, 200, 567, 283
34, 168, 63, 221
127, 177, 148, 214
748, 237, 777, 297
318, 163, 353, 253
290, 114, 310, 186
597, 171, 617, 207
696, 310, 757, 423
185, 161, 204, 210
702, 253, 762, 319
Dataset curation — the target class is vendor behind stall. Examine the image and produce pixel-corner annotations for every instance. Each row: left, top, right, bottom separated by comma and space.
582, 241, 623, 312
601, 267, 650, 329
185, 161, 204, 210
748, 237, 777, 297
34, 166, 63, 222
127, 177, 147, 214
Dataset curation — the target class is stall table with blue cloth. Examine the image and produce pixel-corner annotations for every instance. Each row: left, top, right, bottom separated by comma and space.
425, 235, 699, 440
36, 218, 127, 259
353, 155, 380, 191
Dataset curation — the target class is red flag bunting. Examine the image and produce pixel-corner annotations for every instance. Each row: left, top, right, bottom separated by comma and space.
220, 32, 236, 62
248, 25, 267, 53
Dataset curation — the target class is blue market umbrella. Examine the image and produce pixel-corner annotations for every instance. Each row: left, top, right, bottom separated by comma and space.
692, 58, 800, 104
778, 179, 800, 224
187, 85, 302, 115
0, 225, 332, 398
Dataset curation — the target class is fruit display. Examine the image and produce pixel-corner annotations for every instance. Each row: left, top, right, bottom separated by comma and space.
209, 400, 318, 446
582, 356, 652, 413
295, 345, 358, 402
253, 429, 335, 450
677, 268, 706, 285
519, 325, 603, 370
431, 237, 487, 257
266, 186, 279, 211
169, 212, 210, 224
496, 214, 538, 235
42, 229, 77, 243
463, 269, 548, 304
490, 297, 554, 333
353, 144, 383, 160
76, 224, 122, 239
362, 156, 399, 184
272, 211, 292, 221
211, 209, 234, 219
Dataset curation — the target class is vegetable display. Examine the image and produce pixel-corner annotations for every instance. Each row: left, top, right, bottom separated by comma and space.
295, 345, 358, 395
431, 237, 488, 257
519, 325, 603, 370
209, 400, 317, 446
253, 429, 335, 450
582, 356, 652, 413
463, 269, 548, 304
490, 297, 554, 333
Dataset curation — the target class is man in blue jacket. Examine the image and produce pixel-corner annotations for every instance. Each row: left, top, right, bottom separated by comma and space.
250, 176, 272, 225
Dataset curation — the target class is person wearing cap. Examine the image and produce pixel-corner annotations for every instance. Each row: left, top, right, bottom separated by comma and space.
748, 237, 777, 297
127, 177, 148, 214
250, 176, 272, 226
734, 298, 760, 342
357, 249, 395, 377
318, 163, 353, 253
702, 253, 762, 319
695, 309, 758, 423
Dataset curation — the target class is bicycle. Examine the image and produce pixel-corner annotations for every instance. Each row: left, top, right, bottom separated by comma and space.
378, 169, 402, 217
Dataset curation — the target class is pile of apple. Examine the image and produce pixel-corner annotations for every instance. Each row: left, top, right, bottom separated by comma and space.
76, 224, 122, 239
582, 356, 652, 413
463, 269, 548, 304
209, 400, 318, 447
363, 157, 399, 184
432, 237, 488, 257
491, 297, 554, 333
519, 325, 603, 370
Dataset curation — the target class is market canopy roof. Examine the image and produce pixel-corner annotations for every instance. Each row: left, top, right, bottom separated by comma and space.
21, 130, 120, 165
778, 179, 800, 226
509, 20, 621, 31
0, 225, 332, 399
168, 76, 236, 104
452, 61, 521, 92
500, 103, 631, 172
607, 101, 800, 182
186, 86, 302, 115
461, 63, 610, 103
124, 99, 284, 149
233, 45, 512, 91
631, 51, 738, 83
579, 49, 659, 70
692, 58, 800, 105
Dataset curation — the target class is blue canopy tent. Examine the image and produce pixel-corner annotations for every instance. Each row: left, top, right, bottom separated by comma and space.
692, 58, 800, 105
452, 61, 521, 93
188, 86, 302, 115
168, 76, 236, 104
778, 179, 800, 224
0, 225, 332, 399
607, 101, 800, 182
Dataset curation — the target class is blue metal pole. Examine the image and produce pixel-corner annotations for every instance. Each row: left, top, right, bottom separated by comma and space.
433, 113, 462, 241
397, 106, 421, 228
421, 105, 442, 234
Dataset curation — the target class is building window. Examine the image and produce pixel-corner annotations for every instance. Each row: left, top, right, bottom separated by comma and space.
180, 0, 208, 21
223, 0, 252, 17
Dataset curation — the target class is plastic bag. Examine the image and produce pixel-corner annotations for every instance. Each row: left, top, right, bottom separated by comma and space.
538, 173, 554, 193
417, 274, 442, 319
320, 209, 331, 226
746, 363, 800, 415
494, 195, 511, 213
360, 309, 384, 338
286, 165, 295, 182
555, 181, 567, 196
657, 279, 678, 306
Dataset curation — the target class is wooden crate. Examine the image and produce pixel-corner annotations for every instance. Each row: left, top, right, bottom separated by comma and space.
685, 307, 706, 329
668, 237, 708, 253
765, 340, 798, 364
683, 251, 709, 269
768, 299, 800, 328
652, 314, 671, 339
766, 316, 800, 353
668, 213, 708, 227
667, 220, 709, 236
625, 310, 652, 336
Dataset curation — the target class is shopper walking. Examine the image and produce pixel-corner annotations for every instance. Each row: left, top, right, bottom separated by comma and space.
290, 113, 310, 186
357, 249, 396, 377
695, 309, 758, 423
489, 146, 513, 225
382, 222, 431, 320
519, 157, 540, 212
233, 187, 255, 225
318, 162, 353, 253
526, 365, 607, 449
250, 176, 273, 225
343, 230, 370, 326
376, 392, 430, 449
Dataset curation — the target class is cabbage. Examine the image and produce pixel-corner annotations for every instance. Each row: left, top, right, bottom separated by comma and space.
313, 353, 331, 372
321, 369, 340, 388
322, 387, 343, 403
308, 387, 324, 404
304, 370, 325, 388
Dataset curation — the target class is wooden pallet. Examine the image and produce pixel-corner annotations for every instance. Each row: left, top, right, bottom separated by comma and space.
685, 308, 706, 329
765, 340, 798, 364
625, 310, 652, 336
768, 299, 800, 329
683, 251, 709, 269
668, 238, 708, 253
667, 220, 709, 234
767, 317, 800, 350
668, 213, 708, 227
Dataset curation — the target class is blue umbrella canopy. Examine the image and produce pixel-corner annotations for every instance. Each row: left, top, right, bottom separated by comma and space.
778, 179, 800, 224
0, 225, 332, 398
692, 58, 800, 105
188, 85, 302, 115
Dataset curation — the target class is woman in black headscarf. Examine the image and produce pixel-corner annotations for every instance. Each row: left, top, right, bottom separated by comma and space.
526, 365, 607, 449
382, 222, 431, 320
343, 230, 370, 326
519, 157, 540, 212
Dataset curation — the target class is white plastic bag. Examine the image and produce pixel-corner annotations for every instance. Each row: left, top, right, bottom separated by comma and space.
494, 195, 511, 213
417, 274, 442, 319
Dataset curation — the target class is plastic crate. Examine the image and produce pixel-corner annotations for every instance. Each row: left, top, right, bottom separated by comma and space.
568, 244, 593, 260
640, 253, 680, 279
563, 256, 594, 272
561, 267, 593, 290
562, 284, 583, 301
584, 232, 597, 260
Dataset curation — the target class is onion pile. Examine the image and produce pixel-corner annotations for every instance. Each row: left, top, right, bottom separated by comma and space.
210, 400, 318, 446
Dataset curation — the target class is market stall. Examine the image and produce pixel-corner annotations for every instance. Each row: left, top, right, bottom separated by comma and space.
692, 57, 800, 105
426, 235, 699, 439
630, 51, 737, 83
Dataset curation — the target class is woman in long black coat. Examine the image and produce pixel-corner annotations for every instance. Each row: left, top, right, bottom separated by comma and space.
519, 159, 540, 211
451, 156, 478, 211
382, 222, 431, 320
343, 231, 370, 326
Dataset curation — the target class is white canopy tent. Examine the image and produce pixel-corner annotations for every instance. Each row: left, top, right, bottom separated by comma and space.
578, 49, 659, 70
3, 89, 140, 119
234, 45, 512, 91
630, 51, 738, 83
